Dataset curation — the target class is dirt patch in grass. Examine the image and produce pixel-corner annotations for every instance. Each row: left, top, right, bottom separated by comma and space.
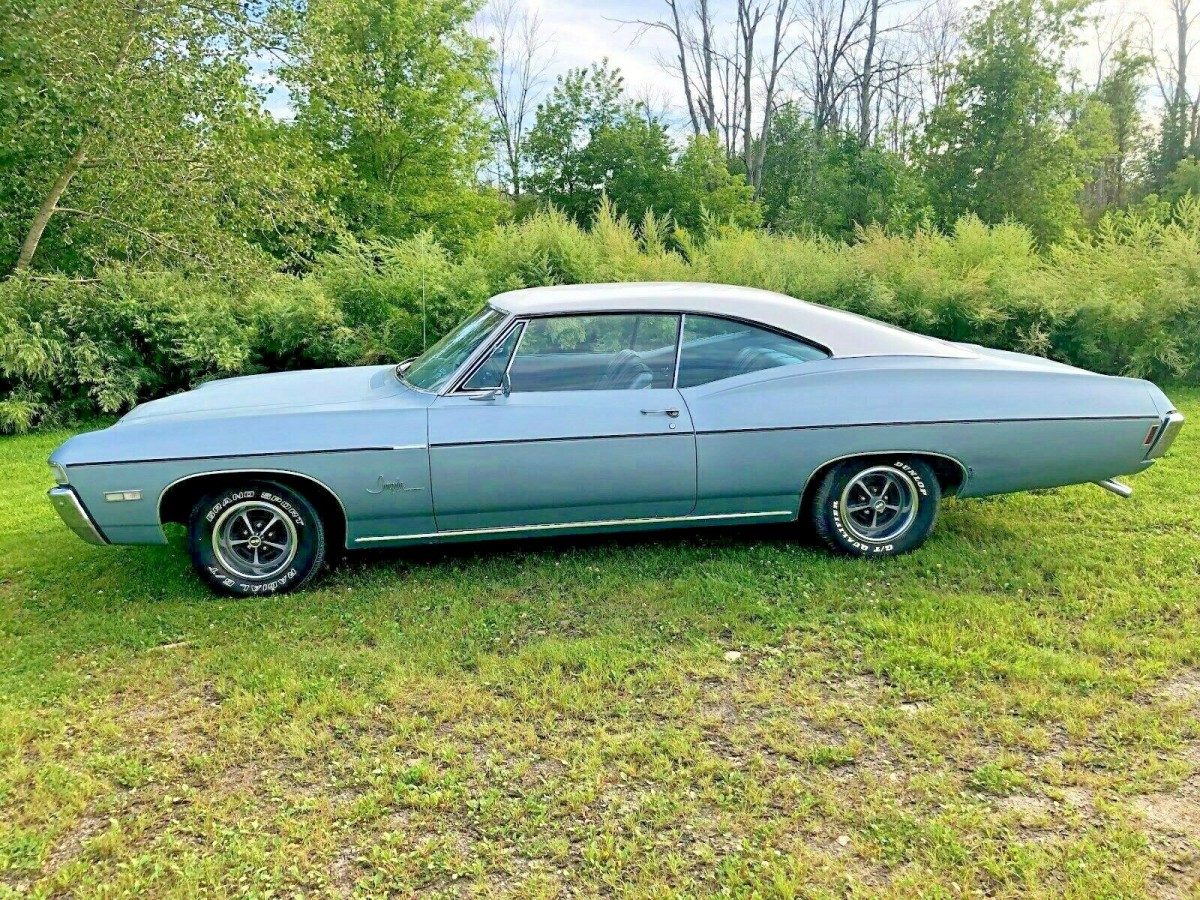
1137, 791, 1200, 836
998, 794, 1055, 819
41, 812, 110, 875
1159, 669, 1200, 708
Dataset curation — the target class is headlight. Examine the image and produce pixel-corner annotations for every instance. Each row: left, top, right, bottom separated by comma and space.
49, 462, 69, 485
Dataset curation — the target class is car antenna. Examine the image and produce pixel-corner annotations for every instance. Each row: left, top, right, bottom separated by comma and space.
421, 248, 428, 351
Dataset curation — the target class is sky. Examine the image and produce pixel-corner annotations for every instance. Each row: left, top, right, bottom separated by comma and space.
520, 0, 1181, 109
258, 0, 1183, 123
514, 0, 683, 102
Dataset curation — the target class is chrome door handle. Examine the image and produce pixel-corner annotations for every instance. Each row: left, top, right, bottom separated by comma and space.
641, 408, 680, 418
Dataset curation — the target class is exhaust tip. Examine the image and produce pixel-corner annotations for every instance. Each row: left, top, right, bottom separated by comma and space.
1095, 479, 1133, 499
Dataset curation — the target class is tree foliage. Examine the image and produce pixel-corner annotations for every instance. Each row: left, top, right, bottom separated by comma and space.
281, 0, 498, 246
0, 0, 335, 276
759, 105, 923, 239
919, 0, 1100, 243
524, 61, 758, 234
525, 62, 632, 222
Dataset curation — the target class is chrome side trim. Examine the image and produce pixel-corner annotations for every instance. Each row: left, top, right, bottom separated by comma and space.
156, 468, 350, 535
798, 450, 971, 502
450, 318, 526, 396
697, 414, 1155, 435
1146, 411, 1184, 460
48, 487, 108, 545
354, 509, 794, 544
71, 446, 396, 467
671, 313, 686, 388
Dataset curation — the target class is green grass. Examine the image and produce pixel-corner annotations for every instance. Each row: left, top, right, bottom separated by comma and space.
2, 392, 1199, 898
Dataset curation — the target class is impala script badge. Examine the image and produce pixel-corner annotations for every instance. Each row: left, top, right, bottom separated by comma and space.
366, 476, 423, 495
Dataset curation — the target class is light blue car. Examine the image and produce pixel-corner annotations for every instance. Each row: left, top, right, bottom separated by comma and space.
48, 282, 1184, 595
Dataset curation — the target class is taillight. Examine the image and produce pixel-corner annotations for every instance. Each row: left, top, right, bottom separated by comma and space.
1145, 411, 1185, 459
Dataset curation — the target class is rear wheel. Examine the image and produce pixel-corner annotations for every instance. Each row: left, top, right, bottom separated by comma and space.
187, 480, 326, 596
811, 458, 940, 557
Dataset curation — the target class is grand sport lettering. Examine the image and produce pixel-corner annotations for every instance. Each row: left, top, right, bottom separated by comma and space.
47, 282, 1185, 596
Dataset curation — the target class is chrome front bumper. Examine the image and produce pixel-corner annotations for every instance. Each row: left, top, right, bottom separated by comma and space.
48, 487, 108, 545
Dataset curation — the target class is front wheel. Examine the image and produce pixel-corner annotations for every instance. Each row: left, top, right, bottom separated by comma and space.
811, 458, 940, 558
188, 480, 326, 596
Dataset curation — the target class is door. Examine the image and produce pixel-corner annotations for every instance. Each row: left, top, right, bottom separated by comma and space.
428, 313, 697, 532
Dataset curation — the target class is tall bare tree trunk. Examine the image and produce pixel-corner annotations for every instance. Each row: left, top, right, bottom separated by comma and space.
738, 1, 763, 173
1176, 0, 1199, 156
699, 0, 717, 132
666, 0, 702, 135
1175, 0, 1190, 115
481, 0, 552, 198
749, 0, 796, 193
858, 0, 879, 144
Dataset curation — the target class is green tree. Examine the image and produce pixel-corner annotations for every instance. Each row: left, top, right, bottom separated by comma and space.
581, 116, 676, 226
1080, 44, 1149, 220
281, 0, 498, 245
0, 0, 335, 276
525, 61, 627, 222
758, 107, 922, 239
919, 0, 1095, 243
672, 134, 760, 233
525, 62, 757, 232
1162, 158, 1200, 203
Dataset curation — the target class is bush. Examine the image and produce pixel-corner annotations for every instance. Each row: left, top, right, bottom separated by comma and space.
3, 202, 1198, 432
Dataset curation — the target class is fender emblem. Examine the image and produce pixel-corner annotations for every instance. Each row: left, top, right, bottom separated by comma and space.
367, 476, 423, 495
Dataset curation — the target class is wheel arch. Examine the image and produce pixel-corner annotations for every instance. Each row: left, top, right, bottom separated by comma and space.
158, 470, 348, 551
799, 451, 968, 516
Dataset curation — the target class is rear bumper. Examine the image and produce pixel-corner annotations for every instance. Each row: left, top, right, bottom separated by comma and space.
48, 487, 108, 545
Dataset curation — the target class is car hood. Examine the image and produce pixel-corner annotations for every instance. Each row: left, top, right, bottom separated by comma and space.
52, 365, 434, 467
120, 365, 407, 423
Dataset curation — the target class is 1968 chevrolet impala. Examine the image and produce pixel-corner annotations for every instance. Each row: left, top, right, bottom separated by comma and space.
48, 282, 1184, 595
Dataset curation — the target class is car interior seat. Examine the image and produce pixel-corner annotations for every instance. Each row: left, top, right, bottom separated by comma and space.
734, 347, 796, 376
600, 349, 654, 389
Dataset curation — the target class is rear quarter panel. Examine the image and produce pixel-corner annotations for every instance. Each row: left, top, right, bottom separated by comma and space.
682, 357, 1161, 512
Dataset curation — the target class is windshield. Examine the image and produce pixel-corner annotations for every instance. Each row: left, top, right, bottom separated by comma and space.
401, 306, 505, 392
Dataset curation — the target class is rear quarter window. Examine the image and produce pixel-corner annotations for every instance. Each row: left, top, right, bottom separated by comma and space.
676, 315, 828, 388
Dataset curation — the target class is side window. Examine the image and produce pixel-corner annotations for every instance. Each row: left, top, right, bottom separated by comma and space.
676, 315, 827, 389
462, 323, 524, 391
508, 314, 681, 392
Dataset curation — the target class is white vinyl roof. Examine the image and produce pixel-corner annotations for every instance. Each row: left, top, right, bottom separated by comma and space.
489, 282, 974, 359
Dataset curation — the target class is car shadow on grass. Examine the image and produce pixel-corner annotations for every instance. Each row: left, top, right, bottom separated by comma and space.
337, 519, 817, 571
134, 497, 1015, 603
329, 496, 1013, 576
